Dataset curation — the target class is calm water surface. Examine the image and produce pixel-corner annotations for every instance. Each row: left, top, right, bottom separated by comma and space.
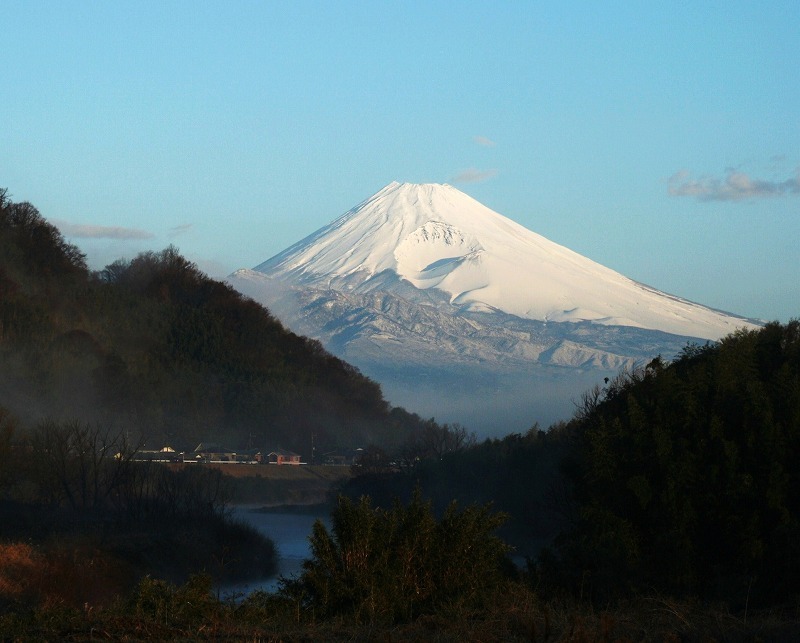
219, 505, 330, 597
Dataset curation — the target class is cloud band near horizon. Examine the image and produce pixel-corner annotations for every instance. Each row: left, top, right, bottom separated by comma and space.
669, 168, 800, 202
55, 220, 155, 240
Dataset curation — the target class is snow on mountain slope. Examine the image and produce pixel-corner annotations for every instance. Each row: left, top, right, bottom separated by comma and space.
254, 182, 759, 341
231, 181, 763, 433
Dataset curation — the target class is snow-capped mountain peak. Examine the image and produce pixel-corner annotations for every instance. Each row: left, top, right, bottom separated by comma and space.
253, 181, 758, 340
230, 181, 764, 432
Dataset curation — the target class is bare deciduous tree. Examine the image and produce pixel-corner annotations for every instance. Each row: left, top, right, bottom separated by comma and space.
30, 420, 140, 512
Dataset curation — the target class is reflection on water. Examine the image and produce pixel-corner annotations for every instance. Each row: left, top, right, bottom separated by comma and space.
218, 506, 330, 598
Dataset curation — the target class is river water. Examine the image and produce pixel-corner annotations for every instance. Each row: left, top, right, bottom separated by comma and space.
218, 505, 330, 598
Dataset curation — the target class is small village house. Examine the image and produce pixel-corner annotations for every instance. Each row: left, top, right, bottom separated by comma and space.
267, 448, 302, 465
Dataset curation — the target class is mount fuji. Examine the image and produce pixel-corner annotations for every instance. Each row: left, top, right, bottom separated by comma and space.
229, 182, 761, 434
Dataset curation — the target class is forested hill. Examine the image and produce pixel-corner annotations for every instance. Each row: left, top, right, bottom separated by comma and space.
0, 188, 422, 453
553, 321, 800, 605
340, 319, 800, 609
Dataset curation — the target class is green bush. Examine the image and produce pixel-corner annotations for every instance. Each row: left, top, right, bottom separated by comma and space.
130, 573, 219, 625
282, 491, 510, 624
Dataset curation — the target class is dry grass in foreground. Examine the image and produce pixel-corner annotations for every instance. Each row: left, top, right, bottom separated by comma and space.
2, 572, 798, 642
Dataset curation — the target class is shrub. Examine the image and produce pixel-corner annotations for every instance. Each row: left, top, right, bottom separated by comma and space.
0, 543, 42, 607
283, 491, 510, 624
130, 573, 219, 625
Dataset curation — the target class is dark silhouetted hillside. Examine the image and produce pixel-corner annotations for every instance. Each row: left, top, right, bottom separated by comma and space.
0, 188, 422, 454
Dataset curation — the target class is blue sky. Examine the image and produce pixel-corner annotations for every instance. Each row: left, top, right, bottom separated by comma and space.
3, 1, 798, 322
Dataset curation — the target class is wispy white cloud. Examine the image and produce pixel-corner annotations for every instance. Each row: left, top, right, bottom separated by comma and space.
169, 223, 194, 237
452, 167, 498, 184
54, 220, 155, 239
668, 168, 800, 202
473, 135, 496, 147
